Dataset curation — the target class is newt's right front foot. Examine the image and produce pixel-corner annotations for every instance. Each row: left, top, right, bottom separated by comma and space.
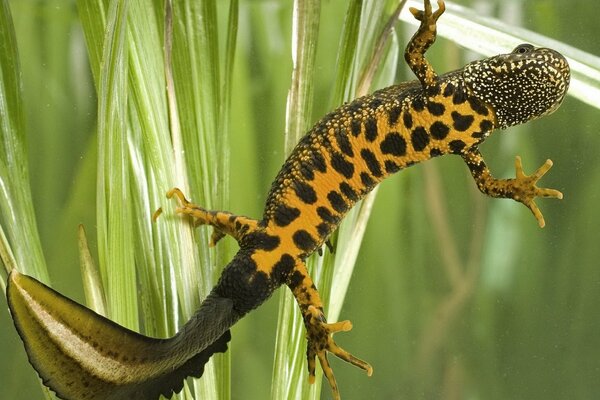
304, 306, 373, 400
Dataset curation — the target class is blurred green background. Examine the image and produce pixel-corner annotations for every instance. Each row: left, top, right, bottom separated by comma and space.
1, 0, 599, 399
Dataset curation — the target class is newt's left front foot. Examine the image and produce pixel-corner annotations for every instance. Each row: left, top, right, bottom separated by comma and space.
304, 306, 373, 400
511, 156, 563, 228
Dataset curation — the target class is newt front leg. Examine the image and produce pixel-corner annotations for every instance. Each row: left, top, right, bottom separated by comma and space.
462, 149, 563, 227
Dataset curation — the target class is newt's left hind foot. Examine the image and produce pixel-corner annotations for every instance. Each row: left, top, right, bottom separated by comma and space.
167, 187, 260, 244
304, 306, 373, 400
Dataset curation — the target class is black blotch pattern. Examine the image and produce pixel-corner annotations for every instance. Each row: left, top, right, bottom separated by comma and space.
468, 98, 489, 116
452, 88, 467, 104
299, 159, 315, 181
430, 148, 443, 157
360, 172, 375, 189
293, 230, 317, 252
328, 191, 348, 213
430, 121, 450, 140
452, 111, 474, 131
403, 112, 413, 129
317, 206, 338, 224
364, 117, 378, 142
288, 270, 304, 290
411, 127, 430, 151
246, 231, 280, 251
443, 82, 455, 97
310, 150, 327, 172
380, 132, 407, 156
360, 148, 382, 177
466, 159, 486, 174
385, 160, 401, 173
339, 182, 358, 202
293, 181, 317, 204
330, 151, 355, 179
350, 120, 361, 137
412, 96, 425, 111
334, 127, 354, 157
426, 101, 445, 116
273, 203, 301, 227
388, 105, 402, 126
426, 84, 441, 96
271, 253, 295, 284
449, 140, 466, 154
316, 222, 330, 238
480, 119, 493, 132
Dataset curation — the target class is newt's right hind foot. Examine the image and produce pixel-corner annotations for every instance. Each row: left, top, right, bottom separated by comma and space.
304, 306, 373, 400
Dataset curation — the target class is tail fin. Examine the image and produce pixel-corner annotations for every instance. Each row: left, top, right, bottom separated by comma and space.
6, 270, 235, 400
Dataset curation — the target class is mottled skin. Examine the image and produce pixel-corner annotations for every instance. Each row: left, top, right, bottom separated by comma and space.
6, 1, 570, 400
171, 0, 569, 398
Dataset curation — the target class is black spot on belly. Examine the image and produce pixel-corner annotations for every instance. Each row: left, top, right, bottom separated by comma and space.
480, 119, 493, 132
316, 222, 330, 238
360, 148, 382, 177
412, 96, 425, 111
452, 111, 474, 131
380, 132, 407, 156
328, 190, 348, 213
426, 101, 445, 116
271, 253, 295, 283
360, 172, 375, 189
452, 89, 467, 104
385, 160, 401, 173
310, 150, 327, 173
430, 148, 443, 157
411, 126, 430, 152
293, 181, 317, 204
334, 127, 354, 157
350, 119, 361, 137
388, 105, 402, 126
403, 112, 413, 129
273, 203, 301, 227
246, 231, 280, 251
468, 98, 489, 116
299, 159, 315, 180
293, 230, 317, 252
364, 117, 378, 142
317, 206, 338, 224
330, 151, 355, 179
449, 140, 466, 154
443, 82, 455, 97
430, 121, 450, 140
339, 182, 359, 202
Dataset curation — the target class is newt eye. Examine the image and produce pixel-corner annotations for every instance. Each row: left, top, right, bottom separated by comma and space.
513, 44, 535, 54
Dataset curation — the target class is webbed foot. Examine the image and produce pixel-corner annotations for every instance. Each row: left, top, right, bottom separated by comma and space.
304, 306, 372, 400
511, 156, 563, 228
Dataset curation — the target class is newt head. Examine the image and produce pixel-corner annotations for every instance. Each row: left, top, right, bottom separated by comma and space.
463, 44, 570, 129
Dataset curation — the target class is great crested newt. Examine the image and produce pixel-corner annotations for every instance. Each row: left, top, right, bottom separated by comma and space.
5, 1, 570, 399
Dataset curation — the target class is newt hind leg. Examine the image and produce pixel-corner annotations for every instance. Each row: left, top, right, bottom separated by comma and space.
167, 187, 260, 245
289, 260, 372, 400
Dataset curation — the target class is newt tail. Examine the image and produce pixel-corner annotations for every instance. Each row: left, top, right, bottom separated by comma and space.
5, 0, 570, 399
7, 270, 236, 400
